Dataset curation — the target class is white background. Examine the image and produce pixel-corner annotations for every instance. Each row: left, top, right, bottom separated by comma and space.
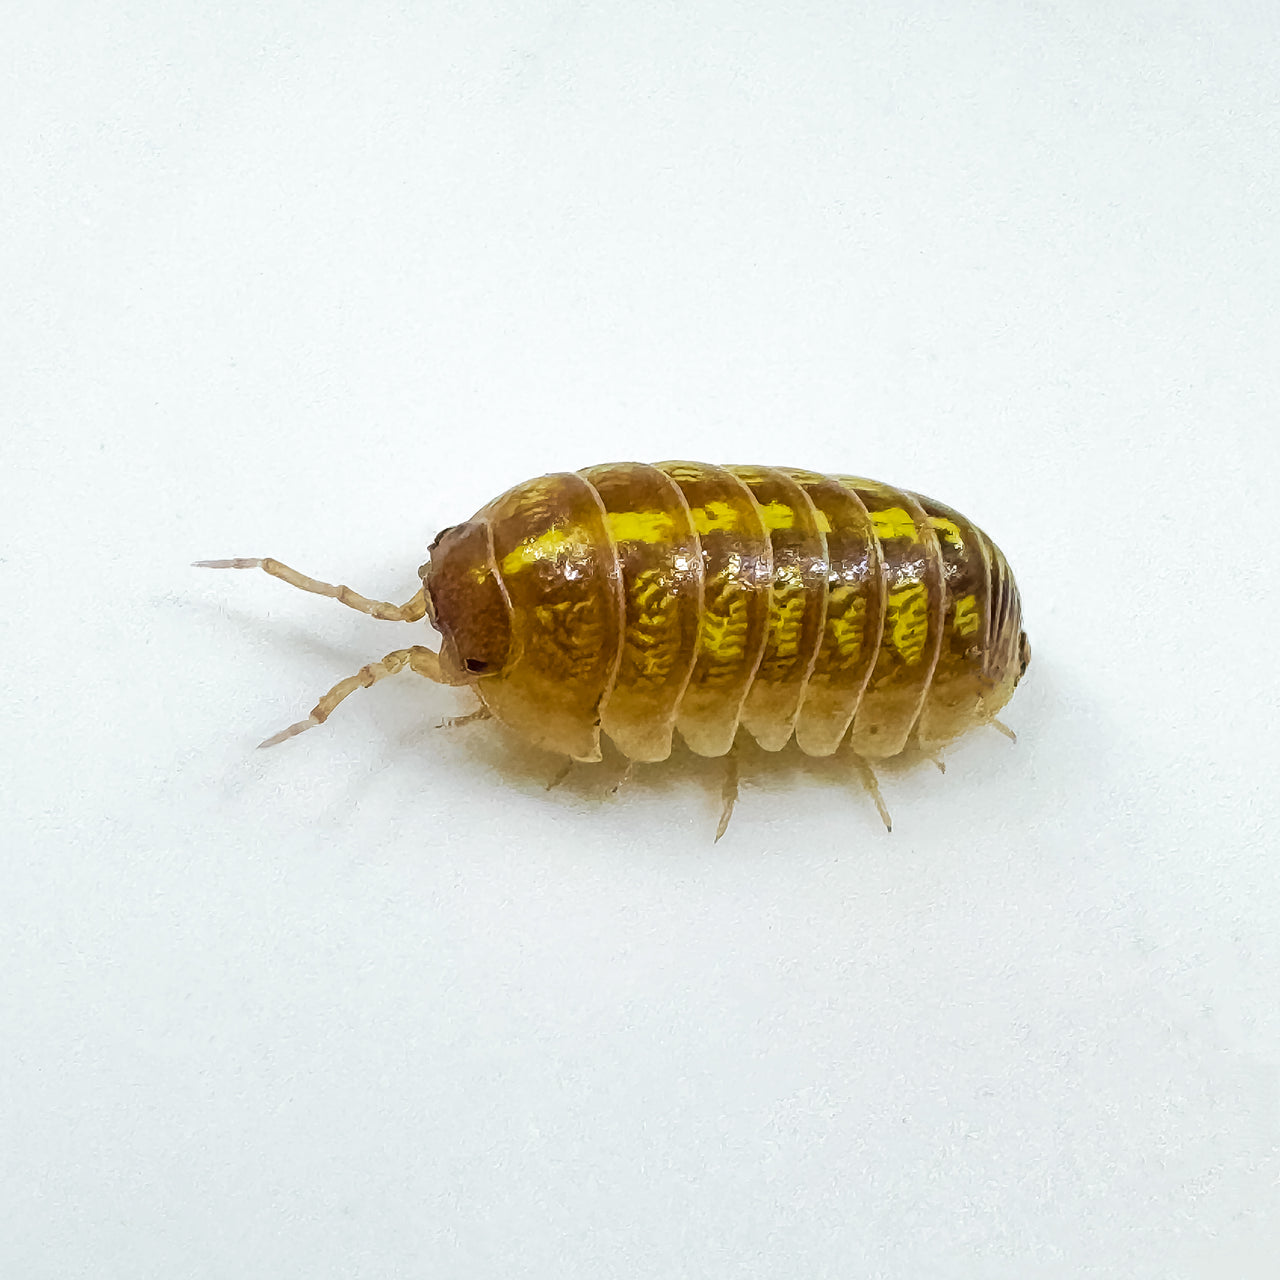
4, 3, 1279, 1276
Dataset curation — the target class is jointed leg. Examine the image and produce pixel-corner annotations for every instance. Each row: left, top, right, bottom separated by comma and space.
715, 747, 740, 843
849, 752, 893, 833
260, 645, 444, 747
608, 759, 635, 797
988, 717, 1017, 742
438, 705, 492, 730
195, 557, 427, 622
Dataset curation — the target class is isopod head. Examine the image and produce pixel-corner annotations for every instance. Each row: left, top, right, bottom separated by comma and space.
422, 521, 511, 687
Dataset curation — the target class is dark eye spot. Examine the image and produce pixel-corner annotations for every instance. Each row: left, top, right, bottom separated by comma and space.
464, 658, 492, 674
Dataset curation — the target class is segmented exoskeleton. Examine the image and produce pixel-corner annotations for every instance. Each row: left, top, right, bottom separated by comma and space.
198, 462, 1029, 833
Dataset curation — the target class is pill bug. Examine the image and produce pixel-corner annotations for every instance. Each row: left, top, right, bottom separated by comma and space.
198, 461, 1029, 834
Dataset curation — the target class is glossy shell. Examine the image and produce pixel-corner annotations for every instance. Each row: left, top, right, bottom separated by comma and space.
425, 462, 1028, 763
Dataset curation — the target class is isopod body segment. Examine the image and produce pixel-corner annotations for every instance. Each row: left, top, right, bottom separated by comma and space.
425, 462, 1029, 764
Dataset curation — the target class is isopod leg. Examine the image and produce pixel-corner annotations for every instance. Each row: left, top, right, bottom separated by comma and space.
849, 751, 893, 833
259, 645, 444, 747
195, 557, 427, 623
438, 705, 492, 730
714, 748, 740, 843
988, 717, 1017, 742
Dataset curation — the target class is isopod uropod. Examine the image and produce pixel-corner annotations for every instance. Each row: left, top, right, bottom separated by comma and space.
198, 461, 1029, 835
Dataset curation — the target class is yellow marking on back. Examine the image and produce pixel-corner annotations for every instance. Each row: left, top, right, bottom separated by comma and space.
499, 529, 573, 576
929, 516, 964, 549
759, 499, 795, 530
755, 498, 831, 534
870, 507, 919, 541
886, 581, 930, 664
952, 593, 980, 638
607, 510, 674, 545
690, 500, 741, 535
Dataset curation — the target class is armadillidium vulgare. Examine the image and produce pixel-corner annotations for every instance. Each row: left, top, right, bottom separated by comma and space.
198, 461, 1029, 835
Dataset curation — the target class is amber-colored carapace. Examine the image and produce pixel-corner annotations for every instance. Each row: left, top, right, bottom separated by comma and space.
424, 461, 1027, 762
198, 461, 1029, 824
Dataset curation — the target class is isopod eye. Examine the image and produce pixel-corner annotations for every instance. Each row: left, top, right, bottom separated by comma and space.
464, 658, 493, 674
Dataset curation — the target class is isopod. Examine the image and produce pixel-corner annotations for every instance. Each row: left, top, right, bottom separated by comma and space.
198, 461, 1029, 835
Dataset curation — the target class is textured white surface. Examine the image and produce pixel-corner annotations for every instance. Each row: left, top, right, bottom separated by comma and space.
4, 3, 1279, 1277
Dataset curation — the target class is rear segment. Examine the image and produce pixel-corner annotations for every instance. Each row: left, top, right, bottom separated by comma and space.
971, 530, 1028, 723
